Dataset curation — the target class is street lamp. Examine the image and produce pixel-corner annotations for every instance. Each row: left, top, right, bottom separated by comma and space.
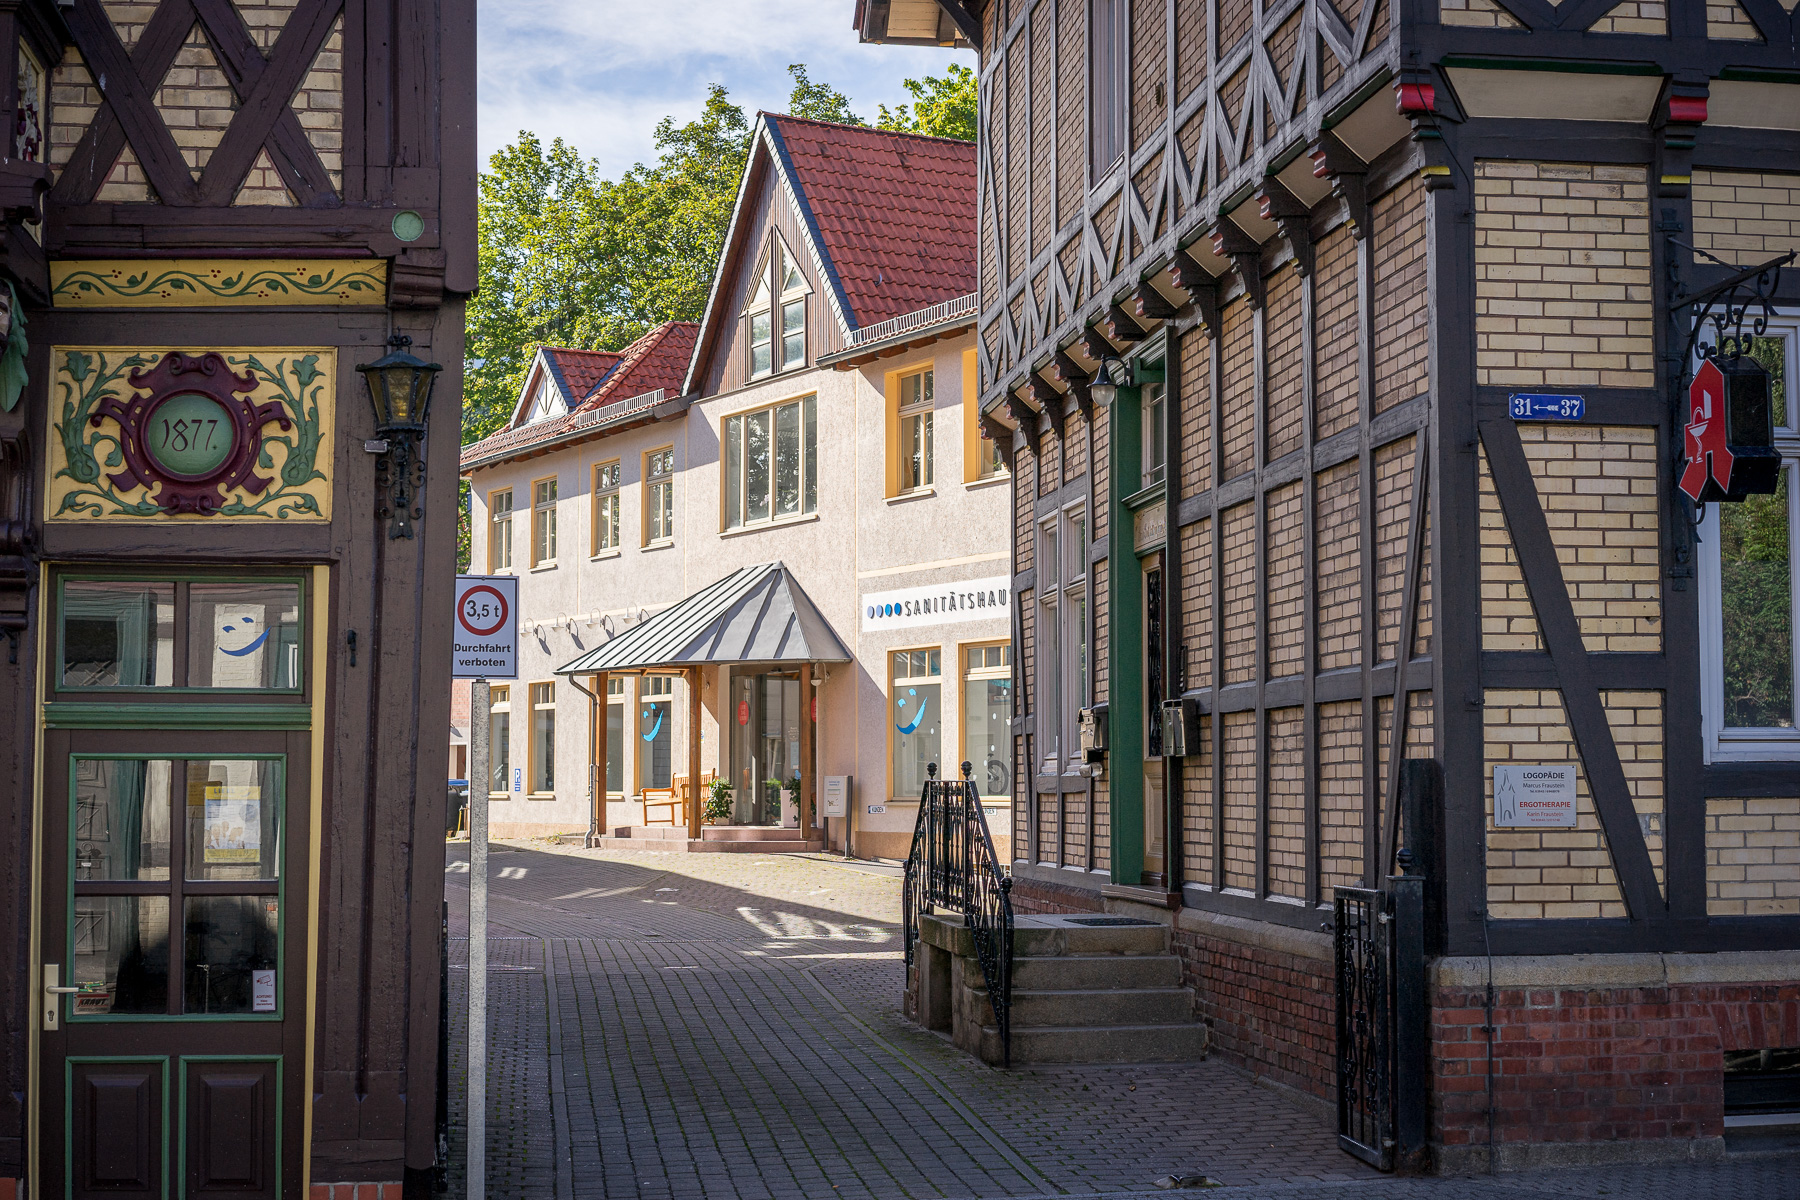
358, 334, 442, 539
1089, 354, 1130, 407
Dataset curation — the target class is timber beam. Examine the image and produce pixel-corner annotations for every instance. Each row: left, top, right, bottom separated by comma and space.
1257, 180, 1315, 278
1307, 130, 1371, 238
1210, 222, 1268, 311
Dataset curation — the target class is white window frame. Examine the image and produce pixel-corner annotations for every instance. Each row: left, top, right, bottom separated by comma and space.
644, 447, 675, 546
530, 476, 558, 568
593, 460, 621, 556
721, 394, 819, 531
488, 489, 513, 572
1141, 379, 1166, 490
1698, 317, 1800, 763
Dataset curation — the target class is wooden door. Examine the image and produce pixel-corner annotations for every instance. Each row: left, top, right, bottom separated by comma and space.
38, 728, 309, 1199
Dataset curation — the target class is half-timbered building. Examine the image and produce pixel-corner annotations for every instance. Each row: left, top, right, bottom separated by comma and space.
0, 1, 473, 1195
865, 0, 1799, 1171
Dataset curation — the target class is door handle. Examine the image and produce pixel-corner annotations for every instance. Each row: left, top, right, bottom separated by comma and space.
43, 963, 76, 1031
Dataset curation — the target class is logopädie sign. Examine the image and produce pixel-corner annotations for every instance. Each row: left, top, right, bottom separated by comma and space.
453, 575, 519, 679
1493, 763, 1578, 828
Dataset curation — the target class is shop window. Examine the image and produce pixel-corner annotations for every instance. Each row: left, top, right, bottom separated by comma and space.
1036, 506, 1088, 774
1141, 380, 1166, 489
529, 682, 555, 794
1701, 327, 1800, 761
896, 368, 935, 494
489, 489, 513, 571
490, 686, 511, 797
891, 648, 942, 802
593, 460, 621, 555
644, 448, 675, 545
722, 396, 818, 530
639, 675, 674, 790
962, 643, 1013, 799
531, 477, 558, 567
1089, 0, 1127, 178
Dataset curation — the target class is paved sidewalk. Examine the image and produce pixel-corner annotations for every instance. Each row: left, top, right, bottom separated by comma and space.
442, 841, 1798, 1200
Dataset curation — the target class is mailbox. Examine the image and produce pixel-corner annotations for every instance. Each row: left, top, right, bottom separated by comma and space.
1161, 697, 1202, 758
1077, 703, 1108, 763
822, 775, 850, 819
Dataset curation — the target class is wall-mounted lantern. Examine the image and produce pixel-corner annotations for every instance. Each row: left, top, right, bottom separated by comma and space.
1088, 355, 1130, 407
1679, 356, 1780, 504
358, 334, 442, 539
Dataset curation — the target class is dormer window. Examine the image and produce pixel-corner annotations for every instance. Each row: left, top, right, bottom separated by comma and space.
524, 371, 561, 425
746, 237, 810, 380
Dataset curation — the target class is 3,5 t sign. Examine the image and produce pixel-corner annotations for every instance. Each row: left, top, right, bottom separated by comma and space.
453, 575, 519, 679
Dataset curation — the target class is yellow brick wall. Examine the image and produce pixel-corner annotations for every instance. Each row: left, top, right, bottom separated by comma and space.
1705, 0, 1761, 38
1313, 224, 1361, 441
1482, 688, 1666, 918
1439, 0, 1526, 27
1220, 299, 1256, 481
1373, 436, 1419, 664
1691, 170, 1800, 259
1267, 708, 1306, 900
1315, 461, 1362, 673
1179, 330, 1213, 496
1065, 791, 1089, 869
1181, 714, 1214, 886
1222, 710, 1257, 890
1038, 792, 1059, 861
1521, 425, 1661, 653
48, 1, 344, 203
1221, 502, 1256, 685
1265, 482, 1305, 679
1705, 797, 1800, 916
1180, 519, 1214, 685
1373, 175, 1430, 414
1473, 161, 1655, 389
1587, 0, 1665, 34
1484, 688, 1625, 919
1319, 700, 1365, 898
1479, 444, 1543, 650
1266, 267, 1305, 462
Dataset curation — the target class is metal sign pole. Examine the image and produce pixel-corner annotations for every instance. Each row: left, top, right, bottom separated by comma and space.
467, 678, 490, 1200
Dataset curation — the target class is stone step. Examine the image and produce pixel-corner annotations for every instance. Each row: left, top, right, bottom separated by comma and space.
1013, 917, 1169, 958
1010, 953, 1183, 990
692, 837, 822, 854
701, 826, 813, 841
618, 826, 687, 840
980, 1021, 1212, 1065
1007, 985, 1196, 1028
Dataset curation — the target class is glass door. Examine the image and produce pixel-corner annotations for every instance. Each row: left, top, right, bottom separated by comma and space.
1143, 558, 1166, 887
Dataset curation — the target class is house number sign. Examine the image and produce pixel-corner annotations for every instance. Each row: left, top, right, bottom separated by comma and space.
1507, 393, 1585, 421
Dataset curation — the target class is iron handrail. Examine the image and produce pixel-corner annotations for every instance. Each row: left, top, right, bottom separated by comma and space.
902, 760, 1015, 1065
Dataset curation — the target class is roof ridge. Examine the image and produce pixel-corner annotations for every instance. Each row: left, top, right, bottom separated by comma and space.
761, 111, 975, 147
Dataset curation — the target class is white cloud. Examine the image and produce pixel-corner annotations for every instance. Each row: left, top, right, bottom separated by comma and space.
478, 0, 972, 178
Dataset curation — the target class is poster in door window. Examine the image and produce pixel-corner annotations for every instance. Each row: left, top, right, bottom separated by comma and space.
189, 781, 262, 863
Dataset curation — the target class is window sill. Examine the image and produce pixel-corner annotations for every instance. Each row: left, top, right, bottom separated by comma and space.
887, 488, 936, 505
964, 474, 1011, 491
529, 562, 558, 573
641, 539, 675, 553
720, 512, 819, 539
527, 792, 556, 801
590, 549, 621, 562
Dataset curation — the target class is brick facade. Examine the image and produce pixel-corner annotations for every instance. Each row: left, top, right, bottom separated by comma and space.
1691, 169, 1800, 258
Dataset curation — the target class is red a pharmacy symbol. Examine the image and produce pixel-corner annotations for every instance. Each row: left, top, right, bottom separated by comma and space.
1679, 359, 1732, 503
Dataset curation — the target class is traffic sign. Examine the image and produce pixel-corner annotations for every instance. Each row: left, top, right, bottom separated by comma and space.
453, 575, 518, 678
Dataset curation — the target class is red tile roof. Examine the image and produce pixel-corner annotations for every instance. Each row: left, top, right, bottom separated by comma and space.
461, 321, 699, 471
543, 347, 622, 401
763, 115, 977, 330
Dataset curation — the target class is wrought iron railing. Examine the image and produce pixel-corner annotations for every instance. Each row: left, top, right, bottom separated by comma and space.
1334, 885, 1394, 1170
903, 760, 1015, 1065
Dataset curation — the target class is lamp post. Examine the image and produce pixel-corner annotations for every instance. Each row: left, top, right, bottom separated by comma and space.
358, 334, 443, 539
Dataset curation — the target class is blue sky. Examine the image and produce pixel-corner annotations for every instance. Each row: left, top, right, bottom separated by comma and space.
478, 0, 976, 181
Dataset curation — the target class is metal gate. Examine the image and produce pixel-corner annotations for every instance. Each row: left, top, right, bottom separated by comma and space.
1334, 885, 1394, 1169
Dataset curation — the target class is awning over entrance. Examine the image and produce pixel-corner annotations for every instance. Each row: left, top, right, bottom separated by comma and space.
554, 561, 851, 676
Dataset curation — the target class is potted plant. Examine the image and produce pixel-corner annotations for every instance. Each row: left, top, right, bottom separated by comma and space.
704, 778, 734, 825
781, 774, 802, 829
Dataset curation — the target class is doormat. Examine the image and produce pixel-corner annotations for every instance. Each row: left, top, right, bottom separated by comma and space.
1065, 916, 1158, 926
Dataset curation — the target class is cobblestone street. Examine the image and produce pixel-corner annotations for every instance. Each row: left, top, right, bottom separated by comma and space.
443, 842, 1797, 1200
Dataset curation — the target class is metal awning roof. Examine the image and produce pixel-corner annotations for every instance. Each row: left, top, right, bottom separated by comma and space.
554, 562, 851, 676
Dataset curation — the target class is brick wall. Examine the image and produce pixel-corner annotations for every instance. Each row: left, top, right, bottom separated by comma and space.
1318, 700, 1366, 898
1439, 0, 1525, 27
1372, 175, 1429, 413
1177, 912, 1336, 1100
1265, 482, 1305, 678
1473, 161, 1655, 390
1373, 435, 1420, 663
1705, 797, 1800, 916
1181, 714, 1215, 886
1705, 0, 1761, 38
1479, 444, 1542, 650
1315, 462, 1362, 672
1266, 268, 1305, 461
1432, 959, 1800, 1169
1586, 0, 1664, 33
1222, 710, 1257, 890
1691, 170, 1800, 258
1220, 300, 1257, 480
1267, 708, 1306, 900
1221, 503, 1256, 684
1313, 225, 1361, 440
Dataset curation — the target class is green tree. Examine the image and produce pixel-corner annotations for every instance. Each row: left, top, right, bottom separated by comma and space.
785, 64, 865, 125
876, 63, 978, 142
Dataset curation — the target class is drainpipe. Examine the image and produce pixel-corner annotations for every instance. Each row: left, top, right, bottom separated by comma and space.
568, 671, 604, 846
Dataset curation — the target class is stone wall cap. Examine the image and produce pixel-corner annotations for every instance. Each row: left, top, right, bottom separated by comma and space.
1175, 905, 1333, 962
1434, 949, 1800, 990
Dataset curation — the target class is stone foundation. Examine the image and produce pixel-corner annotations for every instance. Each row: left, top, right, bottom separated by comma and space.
310, 1184, 403, 1199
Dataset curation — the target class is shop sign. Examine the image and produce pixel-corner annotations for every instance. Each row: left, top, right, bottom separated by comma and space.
862, 575, 1010, 632
1492, 764, 1577, 828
